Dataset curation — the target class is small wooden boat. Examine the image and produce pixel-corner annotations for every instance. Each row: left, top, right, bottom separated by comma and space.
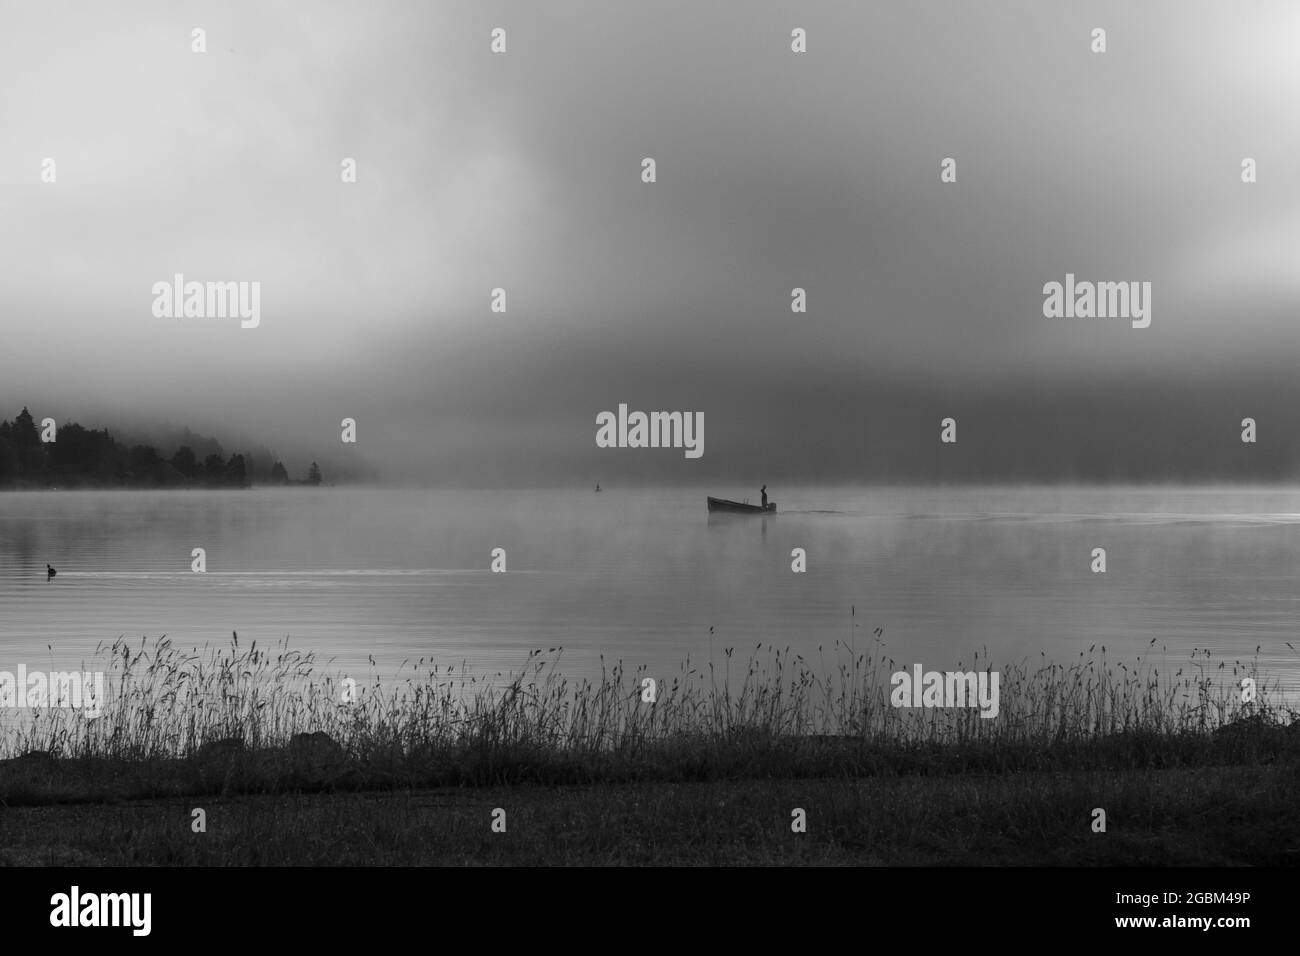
707, 496, 776, 514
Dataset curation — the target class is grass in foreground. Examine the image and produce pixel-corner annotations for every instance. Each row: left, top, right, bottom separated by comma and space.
2, 633, 1296, 864
1, 631, 1296, 796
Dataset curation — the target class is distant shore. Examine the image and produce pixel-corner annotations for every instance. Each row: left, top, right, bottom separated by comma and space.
0, 480, 331, 491
0, 405, 328, 490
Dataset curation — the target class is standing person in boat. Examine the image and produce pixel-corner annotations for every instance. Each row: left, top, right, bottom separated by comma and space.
760, 485, 768, 509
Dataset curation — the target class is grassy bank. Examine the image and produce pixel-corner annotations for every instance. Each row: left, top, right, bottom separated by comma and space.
1, 633, 1296, 864
3, 766, 1296, 865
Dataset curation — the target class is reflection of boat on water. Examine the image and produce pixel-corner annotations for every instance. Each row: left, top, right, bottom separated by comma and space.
707, 496, 776, 514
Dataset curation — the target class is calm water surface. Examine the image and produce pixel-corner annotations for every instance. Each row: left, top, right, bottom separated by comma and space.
1, 486, 1298, 696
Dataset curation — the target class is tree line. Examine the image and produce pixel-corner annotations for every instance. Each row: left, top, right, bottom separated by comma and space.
0, 407, 322, 489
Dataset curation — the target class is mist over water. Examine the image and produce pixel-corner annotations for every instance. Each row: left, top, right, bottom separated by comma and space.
4, 3, 1300, 489
2, 486, 1297, 699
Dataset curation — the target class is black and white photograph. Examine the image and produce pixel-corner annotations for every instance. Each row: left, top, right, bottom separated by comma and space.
0, 0, 1294, 938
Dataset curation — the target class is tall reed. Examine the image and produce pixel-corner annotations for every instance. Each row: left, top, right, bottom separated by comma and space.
5, 626, 1292, 765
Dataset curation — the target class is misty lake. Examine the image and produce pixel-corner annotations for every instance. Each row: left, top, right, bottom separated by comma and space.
1, 486, 1299, 698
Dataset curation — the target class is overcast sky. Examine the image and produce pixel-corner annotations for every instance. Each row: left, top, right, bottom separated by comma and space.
2, 1, 1298, 484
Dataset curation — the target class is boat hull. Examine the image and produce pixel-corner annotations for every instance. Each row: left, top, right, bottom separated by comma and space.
707, 496, 776, 514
